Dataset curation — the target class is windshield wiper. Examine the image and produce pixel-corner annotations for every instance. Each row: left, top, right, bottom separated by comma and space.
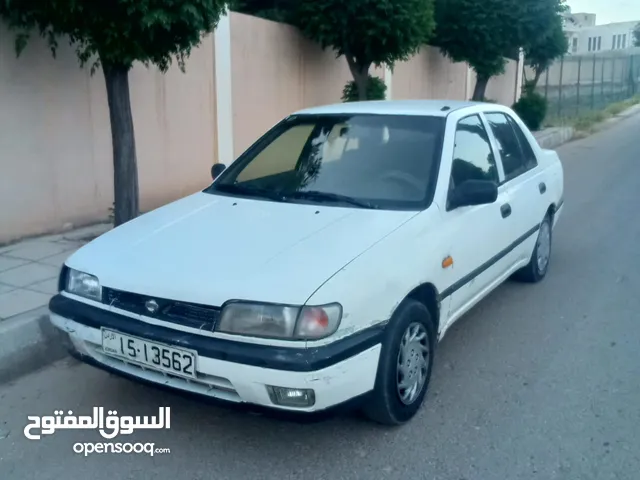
287, 190, 378, 209
214, 183, 288, 202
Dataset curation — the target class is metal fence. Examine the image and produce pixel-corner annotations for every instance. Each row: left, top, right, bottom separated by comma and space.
530, 48, 640, 124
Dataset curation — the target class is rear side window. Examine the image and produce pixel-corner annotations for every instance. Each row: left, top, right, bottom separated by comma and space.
508, 116, 538, 170
485, 113, 530, 182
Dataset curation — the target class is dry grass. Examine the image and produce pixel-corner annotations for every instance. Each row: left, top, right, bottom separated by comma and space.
570, 95, 640, 134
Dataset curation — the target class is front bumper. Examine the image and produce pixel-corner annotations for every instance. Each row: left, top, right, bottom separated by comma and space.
49, 295, 383, 413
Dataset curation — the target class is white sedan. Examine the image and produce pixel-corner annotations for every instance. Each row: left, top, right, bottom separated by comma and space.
49, 100, 564, 425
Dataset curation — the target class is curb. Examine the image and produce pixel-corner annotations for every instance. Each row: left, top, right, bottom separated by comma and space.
534, 127, 575, 150
0, 306, 69, 385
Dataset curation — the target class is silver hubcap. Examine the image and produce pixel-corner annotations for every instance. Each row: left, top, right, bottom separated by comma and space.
396, 323, 430, 405
536, 221, 551, 273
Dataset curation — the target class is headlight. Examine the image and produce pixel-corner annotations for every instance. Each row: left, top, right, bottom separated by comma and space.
217, 302, 342, 340
66, 268, 102, 302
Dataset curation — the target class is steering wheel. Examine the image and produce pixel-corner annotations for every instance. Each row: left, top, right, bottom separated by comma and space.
378, 171, 425, 194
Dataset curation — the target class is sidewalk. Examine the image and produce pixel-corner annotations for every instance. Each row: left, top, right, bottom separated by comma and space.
0, 223, 111, 383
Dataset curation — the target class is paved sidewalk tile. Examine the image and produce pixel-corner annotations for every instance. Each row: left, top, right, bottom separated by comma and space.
0, 263, 59, 288
0, 256, 28, 273
5, 241, 71, 261
26, 278, 59, 295
38, 251, 75, 268
0, 289, 51, 319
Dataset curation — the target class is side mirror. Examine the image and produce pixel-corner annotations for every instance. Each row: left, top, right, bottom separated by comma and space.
449, 179, 498, 209
211, 163, 226, 180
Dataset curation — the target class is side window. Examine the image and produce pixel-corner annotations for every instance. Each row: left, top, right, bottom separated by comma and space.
485, 113, 528, 182
507, 116, 538, 170
449, 115, 499, 192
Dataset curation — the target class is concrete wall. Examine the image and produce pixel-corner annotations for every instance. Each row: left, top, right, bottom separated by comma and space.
1, 13, 521, 244
0, 23, 216, 245
229, 12, 385, 156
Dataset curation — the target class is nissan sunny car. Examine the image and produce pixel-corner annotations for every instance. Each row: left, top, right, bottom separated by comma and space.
49, 100, 564, 425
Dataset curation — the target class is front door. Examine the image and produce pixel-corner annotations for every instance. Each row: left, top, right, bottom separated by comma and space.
439, 114, 513, 326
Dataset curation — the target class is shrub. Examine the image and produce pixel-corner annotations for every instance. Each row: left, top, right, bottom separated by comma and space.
342, 75, 387, 102
512, 89, 548, 131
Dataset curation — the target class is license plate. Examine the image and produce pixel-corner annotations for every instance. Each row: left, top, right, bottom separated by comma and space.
101, 328, 197, 378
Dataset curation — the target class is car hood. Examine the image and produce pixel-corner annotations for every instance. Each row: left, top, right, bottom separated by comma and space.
66, 192, 417, 306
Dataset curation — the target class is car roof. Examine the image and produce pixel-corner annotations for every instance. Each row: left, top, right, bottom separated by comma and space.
293, 100, 497, 117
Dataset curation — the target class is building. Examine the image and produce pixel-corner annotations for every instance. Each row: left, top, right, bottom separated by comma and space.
563, 10, 639, 55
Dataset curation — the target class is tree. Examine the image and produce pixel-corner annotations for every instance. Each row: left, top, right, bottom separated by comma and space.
231, 0, 294, 23
0, 0, 229, 226
433, 0, 567, 101
634, 23, 640, 47
524, 18, 569, 88
292, 0, 436, 101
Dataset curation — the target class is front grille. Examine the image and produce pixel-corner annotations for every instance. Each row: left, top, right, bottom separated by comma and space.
102, 287, 220, 331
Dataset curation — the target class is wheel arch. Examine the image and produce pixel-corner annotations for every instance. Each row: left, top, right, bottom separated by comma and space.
404, 282, 441, 335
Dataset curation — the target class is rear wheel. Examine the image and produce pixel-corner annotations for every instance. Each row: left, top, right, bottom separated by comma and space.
513, 213, 552, 283
362, 299, 436, 426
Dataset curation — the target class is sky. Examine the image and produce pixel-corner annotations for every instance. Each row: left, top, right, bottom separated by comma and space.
567, 0, 640, 24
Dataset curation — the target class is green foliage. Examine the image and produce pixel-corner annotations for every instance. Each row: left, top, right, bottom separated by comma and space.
0, 0, 229, 72
512, 88, 548, 131
433, 0, 567, 96
230, 0, 294, 24
634, 23, 640, 47
341, 76, 387, 102
293, 0, 435, 100
433, 0, 512, 79
523, 4, 568, 87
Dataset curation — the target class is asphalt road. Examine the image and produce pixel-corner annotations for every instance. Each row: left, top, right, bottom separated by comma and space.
1, 114, 640, 480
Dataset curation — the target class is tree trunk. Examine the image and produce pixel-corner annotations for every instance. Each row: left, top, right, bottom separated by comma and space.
103, 64, 139, 226
532, 69, 543, 88
346, 56, 371, 101
472, 74, 490, 101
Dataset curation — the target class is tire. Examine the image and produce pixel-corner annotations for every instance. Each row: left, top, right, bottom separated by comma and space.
362, 299, 436, 426
512, 213, 553, 283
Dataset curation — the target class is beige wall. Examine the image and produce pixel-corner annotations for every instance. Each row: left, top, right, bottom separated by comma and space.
0, 24, 216, 245
393, 47, 521, 106
485, 59, 521, 105
393, 47, 471, 101
1, 13, 521, 244
229, 12, 385, 156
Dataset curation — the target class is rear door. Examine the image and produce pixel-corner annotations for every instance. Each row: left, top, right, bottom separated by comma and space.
482, 112, 548, 263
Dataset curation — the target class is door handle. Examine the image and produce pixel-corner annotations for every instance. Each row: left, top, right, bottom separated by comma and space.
501, 203, 512, 218
539, 182, 547, 194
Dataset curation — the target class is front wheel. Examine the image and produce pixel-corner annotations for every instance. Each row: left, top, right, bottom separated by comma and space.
362, 299, 436, 426
513, 214, 553, 283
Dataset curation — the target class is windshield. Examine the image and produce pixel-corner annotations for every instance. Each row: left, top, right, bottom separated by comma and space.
206, 113, 446, 210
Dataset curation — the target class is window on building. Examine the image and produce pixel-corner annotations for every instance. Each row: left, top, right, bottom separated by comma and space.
588, 37, 593, 52
617, 34, 622, 49
597, 36, 602, 51
622, 34, 627, 49
572, 37, 578, 53
613, 35, 617, 49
